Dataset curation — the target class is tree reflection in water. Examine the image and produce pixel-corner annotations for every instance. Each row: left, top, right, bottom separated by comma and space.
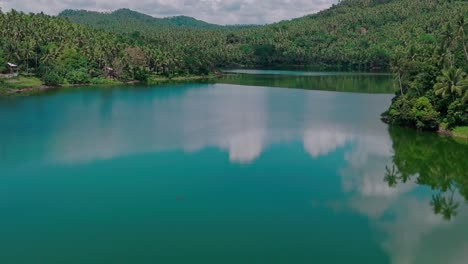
385, 126, 468, 220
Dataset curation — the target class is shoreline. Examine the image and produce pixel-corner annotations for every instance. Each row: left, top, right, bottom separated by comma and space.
2, 73, 467, 144
383, 117, 468, 143
0, 74, 220, 96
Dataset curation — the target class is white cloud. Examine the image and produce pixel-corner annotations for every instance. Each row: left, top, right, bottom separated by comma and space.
302, 126, 352, 158
338, 131, 468, 264
0, 0, 338, 24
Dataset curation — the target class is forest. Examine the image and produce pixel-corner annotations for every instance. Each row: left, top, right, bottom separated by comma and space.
0, 0, 467, 132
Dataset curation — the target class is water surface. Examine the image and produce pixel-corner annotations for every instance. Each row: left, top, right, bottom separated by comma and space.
220, 70, 394, 93
0, 72, 467, 264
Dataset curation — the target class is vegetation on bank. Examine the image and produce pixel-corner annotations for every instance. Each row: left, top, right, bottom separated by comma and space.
1, 0, 467, 86
1, 76, 42, 89
0, 74, 218, 96
452, 126, 468, 140
382, 7, 468, 133
0, 9, 219, 88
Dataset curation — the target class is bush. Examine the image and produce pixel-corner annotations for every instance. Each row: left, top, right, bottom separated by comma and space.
0, 49, 6, 73
133, 68, 150, 82
410, 96, 440, 130
452, 126, 468, 140
90, 77, 121, 85
65, 69, 90, 84
384, 95, 414, 126
42, 71, 62, 86
446, 100, 468, 129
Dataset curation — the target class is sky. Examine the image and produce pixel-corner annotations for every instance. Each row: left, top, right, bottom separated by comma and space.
0, 0, 338, 25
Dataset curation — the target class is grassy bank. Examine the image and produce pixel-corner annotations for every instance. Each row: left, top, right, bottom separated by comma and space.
1, 76, 42, 89
147, 73, 219, 84
452, 127, 468, 141
0, 76, 44, 96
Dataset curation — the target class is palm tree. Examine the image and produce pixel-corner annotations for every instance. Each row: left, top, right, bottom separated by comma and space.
463, 90, 468, 103
456, 15, 468, 62
391, 61, 405, 96
434, 67, 468, 99
430, 193, 444, 215
384, 165, 401, 187
430, 191, 460, 221
0, 49, 5, 73
441, 196, 459, 221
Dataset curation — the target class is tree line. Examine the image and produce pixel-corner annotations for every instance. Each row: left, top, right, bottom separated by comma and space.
382, 1, 468, 131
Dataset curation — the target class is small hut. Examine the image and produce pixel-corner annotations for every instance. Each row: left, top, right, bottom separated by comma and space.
7, 63, 18, 73
1, 63, 18, 78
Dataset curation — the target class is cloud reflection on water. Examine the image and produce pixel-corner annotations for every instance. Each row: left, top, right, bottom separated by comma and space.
338, 122, 468, 264
36, 84, 391, 164
1, 82, 467, 263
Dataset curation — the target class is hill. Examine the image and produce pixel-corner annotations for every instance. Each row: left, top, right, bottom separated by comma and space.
57, 1, 467, 70
239, 0, 466, 68
1, 0, 467, 78
58, 9, 250, 31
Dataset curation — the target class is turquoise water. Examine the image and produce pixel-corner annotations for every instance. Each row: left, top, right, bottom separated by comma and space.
0, 73, 467, 263
222, 69, 391, 76
219, 70, 395, 93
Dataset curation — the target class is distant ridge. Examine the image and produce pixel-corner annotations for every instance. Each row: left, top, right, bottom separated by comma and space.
58, 9, 252, 30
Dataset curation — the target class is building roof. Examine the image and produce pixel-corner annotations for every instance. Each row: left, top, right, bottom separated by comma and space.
7, 62, 17, 67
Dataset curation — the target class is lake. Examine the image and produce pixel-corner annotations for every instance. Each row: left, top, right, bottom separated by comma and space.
0, 71, 467, 264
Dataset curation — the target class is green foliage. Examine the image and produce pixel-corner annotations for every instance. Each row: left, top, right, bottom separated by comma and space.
0, 49, 4, 84
0, 49, 5, 73
434, 67, 468, 98
446, 99, 468, 128
452, 126, 468, 140
385, 95, 441, 130
133, 68, 150, 82
56, 0, 467, 70
1, 0, 467, 92
52, 48, 90, 84
410, 97, 440, 130
90, 77, 121, 85
387, 126, 468, 220
384, 95, 415, 126
1, 76, 42, 89
43, 71, 62, 86
384, 1, 468, 131
59, 9, 246, 30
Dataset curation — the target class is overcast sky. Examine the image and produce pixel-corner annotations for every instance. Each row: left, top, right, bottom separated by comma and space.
0, 0, 338, 25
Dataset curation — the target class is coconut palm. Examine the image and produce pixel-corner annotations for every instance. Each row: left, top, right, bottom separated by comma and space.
430, 192, 459, 221
434, 67, 468, 99
430, 193, 444, 215
384, 165, 401, 188
463, 90, 468, 103
456, 15, 468, 62
441, 196, 459, 221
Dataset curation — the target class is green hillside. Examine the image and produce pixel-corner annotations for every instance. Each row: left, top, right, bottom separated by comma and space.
58, 9, 251, 31
0, 0, 466, 76
57, 0, 467, 70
